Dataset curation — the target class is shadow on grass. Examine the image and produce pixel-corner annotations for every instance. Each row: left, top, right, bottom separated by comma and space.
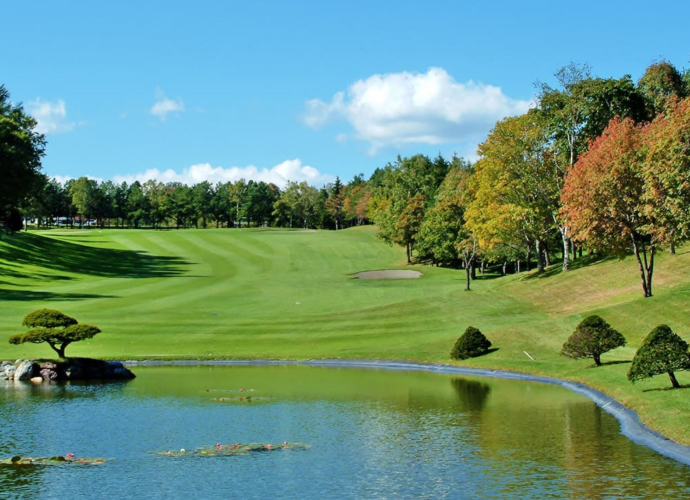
465, 348, 499, 358
0, 232, 189, 279
472, 273, 504, 281
598, 360, 632, 367
642, 384, 690, 392
520, 254, 616, 281
0, 289, 118, 301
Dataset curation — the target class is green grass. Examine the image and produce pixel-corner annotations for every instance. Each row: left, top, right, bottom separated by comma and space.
2, 226, 690, 445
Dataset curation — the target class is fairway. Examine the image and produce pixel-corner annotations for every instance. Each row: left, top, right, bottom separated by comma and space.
2, 227, 690, 445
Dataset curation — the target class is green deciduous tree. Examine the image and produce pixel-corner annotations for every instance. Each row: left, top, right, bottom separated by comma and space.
370, 155, 449, 263
561, 315, 626, 366
628, 325, 690, 388
0, 85, 47, 222
638, 61, 686, 119
8, 308, 101, 359
69, 177, 99, 227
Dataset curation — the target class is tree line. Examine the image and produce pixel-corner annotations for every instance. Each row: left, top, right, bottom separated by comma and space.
369, 61, 690, 296
9, 175, 373, 232
3, 59, 690, 297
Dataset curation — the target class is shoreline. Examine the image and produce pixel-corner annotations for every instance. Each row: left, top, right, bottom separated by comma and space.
124, 358, 690, 467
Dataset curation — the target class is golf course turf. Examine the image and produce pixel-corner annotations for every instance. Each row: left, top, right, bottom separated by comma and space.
2, 225, 690, 447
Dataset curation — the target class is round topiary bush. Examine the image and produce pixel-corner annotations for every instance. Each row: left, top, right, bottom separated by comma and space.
451, 326, 492, 360
561, 315, 626, 366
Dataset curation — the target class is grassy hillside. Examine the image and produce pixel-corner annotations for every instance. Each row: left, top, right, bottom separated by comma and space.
1, 226, 690, 444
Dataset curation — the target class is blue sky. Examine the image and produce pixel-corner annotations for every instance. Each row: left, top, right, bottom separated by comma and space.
2, 0, 689, 187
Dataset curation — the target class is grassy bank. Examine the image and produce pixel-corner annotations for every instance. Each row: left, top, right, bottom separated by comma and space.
1, 226, 689, 444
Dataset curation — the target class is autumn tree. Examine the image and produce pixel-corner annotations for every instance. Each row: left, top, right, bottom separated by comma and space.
628, 325, 690, 389
641, 97, 690, 253
561, 116, 657, 296
342, 181, 371, 227
9, 308, 101, 359
465, 112, 553, 272
537, 64, 645, 270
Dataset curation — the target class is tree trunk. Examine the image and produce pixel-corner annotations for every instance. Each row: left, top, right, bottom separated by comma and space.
631, 236, 654, 297
536, 240, 545, 273
465, 265, 471, 291
593, 353, 601, 366
406, 242, 411, 264
502, 260, 507, 276
560, 226, 570, 271
471, 265, 476, 280
668, 370, 680, 388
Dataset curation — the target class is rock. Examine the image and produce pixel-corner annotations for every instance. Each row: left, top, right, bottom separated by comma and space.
40, 368, 59, 381
2, 365, 16, 380
14, 360, 39, 381
3, 358, 135, 382
30, 377, 43, 384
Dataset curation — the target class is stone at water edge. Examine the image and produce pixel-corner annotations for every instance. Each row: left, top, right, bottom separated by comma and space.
14, 360, 39, 381
30, 377, 43, 384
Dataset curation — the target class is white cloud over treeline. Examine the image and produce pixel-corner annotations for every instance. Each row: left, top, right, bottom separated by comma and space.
26, 98, 77, 134
112, 159, 335, 187
304, 67, 531, 150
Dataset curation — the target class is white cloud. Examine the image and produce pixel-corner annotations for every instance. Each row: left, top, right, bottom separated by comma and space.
113, 159, 335, 188
150, 89, 185, 121
26, 99, 76, 134
303, 67, 531, 150
52, 174, 104, 185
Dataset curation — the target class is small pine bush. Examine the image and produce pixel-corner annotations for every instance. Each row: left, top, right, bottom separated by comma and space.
628, 324, 690, 388
561, 315, 626, 366
451, 326, 492, 360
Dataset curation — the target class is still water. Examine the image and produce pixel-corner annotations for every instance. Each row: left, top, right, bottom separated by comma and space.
1, 365, 688, 499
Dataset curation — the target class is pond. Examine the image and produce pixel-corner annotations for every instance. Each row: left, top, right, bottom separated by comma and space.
1, 364, 689, 499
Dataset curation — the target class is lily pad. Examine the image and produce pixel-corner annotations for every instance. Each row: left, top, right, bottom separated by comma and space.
156, 442, 309, 457
0, 455, 108, 466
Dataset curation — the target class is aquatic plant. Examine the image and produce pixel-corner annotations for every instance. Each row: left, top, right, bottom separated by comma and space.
0, 455, 108, 466
156, 442, 309, 457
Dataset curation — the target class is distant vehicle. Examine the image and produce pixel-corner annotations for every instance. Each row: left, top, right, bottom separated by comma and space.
53, 217, 72, 227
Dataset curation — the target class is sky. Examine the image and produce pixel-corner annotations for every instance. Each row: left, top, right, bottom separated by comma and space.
2, 0, 689, 188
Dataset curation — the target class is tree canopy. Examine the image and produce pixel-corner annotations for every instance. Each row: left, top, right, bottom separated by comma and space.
0, 85, 46, 221
561, 315, 626, 366
9, 308, 101, 359
627, 325, 690, 388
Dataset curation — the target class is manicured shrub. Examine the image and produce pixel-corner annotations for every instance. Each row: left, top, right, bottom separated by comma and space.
9, 308, 101, 359
561, 315, 626, 366
451, 326, 492, 360
628, 324, 690, 388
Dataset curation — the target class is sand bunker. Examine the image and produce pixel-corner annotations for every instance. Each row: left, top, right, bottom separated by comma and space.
355, 270, 422, 280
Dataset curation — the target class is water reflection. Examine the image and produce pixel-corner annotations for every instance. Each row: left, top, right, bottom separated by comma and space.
0, 366, 688, 499
450, 377, 491, 412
